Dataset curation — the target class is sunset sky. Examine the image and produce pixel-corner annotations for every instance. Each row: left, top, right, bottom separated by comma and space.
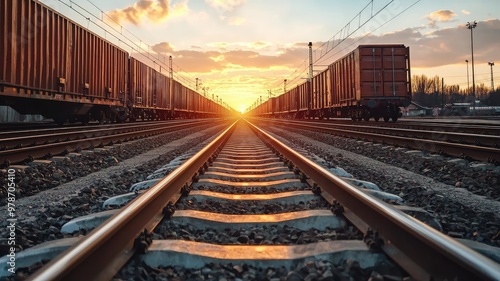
40, 0, 500, 112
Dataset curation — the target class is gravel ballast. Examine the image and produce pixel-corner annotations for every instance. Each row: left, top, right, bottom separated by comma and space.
263, 125, 500, 247
0, 123, 227, 254
1, 119, 498, 280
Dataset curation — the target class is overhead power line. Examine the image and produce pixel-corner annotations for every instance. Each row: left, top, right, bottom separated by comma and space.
275, 0, 421, 92
45, 0, 199, 92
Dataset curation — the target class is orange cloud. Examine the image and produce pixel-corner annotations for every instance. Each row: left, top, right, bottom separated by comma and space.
205, 0, 246, 12
227, 16, 245, 26
426, 10, 457, 28
152, 42, 174, 54
108, 0, 169, 25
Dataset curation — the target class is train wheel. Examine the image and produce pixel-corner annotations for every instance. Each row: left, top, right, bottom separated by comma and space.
362, 110, 370, 121
98, 111, 106, 125
68, 116, 78, 124
391, 116, 398, 122
81, 114, 90, 125
383, 116, 390, 122
54, 115, 66, 126
374, 116, 380, 122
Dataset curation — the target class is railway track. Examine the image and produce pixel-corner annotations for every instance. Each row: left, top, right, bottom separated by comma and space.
288, 119, 500, 142
1, 119, 499, 280
257, 118, 500, 164
0, 119, 223, 166
301, 118, 500, 136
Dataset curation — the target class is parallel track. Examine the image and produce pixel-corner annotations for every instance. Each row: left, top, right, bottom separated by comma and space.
257, 118, 500, 164
0, 119, 222, 165
3, 119, 498, 280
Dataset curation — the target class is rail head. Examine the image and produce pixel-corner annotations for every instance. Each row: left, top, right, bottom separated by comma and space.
245, 118, 500, 281
27, 119, 238, 281
258, 118, 500, 164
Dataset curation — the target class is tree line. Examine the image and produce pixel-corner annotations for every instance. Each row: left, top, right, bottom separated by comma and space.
411, 74, 500, 107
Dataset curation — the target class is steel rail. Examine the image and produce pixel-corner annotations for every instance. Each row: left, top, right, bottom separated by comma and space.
280, 119, 500, 147
245, 119, 500, 281
0, 119, 196, 139
258, 119, 500, 164
280, 118, 500, 135
0, 119, 207, 150
27, 119, 237, 281
0, 119, 221, 165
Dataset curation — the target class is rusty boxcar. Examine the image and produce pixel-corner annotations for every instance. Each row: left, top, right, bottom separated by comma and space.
251, 44, 411, 122
0, 0, 230, 124
328, 44, 411, 121
0, 0, 129, 124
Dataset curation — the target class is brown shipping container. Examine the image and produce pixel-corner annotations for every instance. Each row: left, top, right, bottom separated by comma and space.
186, 88, 196, 112
285, 89, 294, 113
128, 58, 171, 110
155, 71, 170, 110
129, 57, 153, 107
277, 93, 285, 113
312, 69, 330, 109
171, 80, 188, 111
269, 97, 276, 115
203, 95, 209, 113
0, 0, 128, 104
296, 81, 310, 111
330, 44, 410, 107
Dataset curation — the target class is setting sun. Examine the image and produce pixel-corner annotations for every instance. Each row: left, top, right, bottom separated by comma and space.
35, 0, 500, 111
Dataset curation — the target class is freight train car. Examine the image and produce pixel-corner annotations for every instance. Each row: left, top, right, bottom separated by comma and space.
0, 0, 129, 125
328, 44, 411, 121
0, 0, 229, 124
252, 44, 411, 122
128, 57, 171, 121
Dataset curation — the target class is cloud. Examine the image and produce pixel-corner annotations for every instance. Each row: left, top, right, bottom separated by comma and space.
309, 18, 499, 70
414, 19, 500, 67
152, 42, 174, 54
426, 10, 457, 28
170, 0, 189, 17
135, 19, 500, 106
462, 10, 471, 15
227, 16, 245, 26
147, 41, 305, 72
337, 19, 500, 69
108, 0, 170, 25
205, 0, 246, 24
249, 41, 272, 50
205, 0, 246, 12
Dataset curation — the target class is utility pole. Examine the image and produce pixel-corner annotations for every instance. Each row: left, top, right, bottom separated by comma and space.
308, 42, 313, 111
284, 79, 287, 94
466, 21, 477, 113
169, 56, 173, 110
465, 60, 470, 94
441, 77, 444, 110
308, 42, 313, 81
488, 62, 495, 91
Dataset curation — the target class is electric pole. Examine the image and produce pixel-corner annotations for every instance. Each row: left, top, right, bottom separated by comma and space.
488, 62, 495, 91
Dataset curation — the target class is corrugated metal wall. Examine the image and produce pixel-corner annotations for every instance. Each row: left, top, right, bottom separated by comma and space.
1, 0, 128, 102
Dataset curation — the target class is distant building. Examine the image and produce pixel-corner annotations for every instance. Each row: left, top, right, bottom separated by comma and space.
440, 102, 500, 116
402, 101, 431, 117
